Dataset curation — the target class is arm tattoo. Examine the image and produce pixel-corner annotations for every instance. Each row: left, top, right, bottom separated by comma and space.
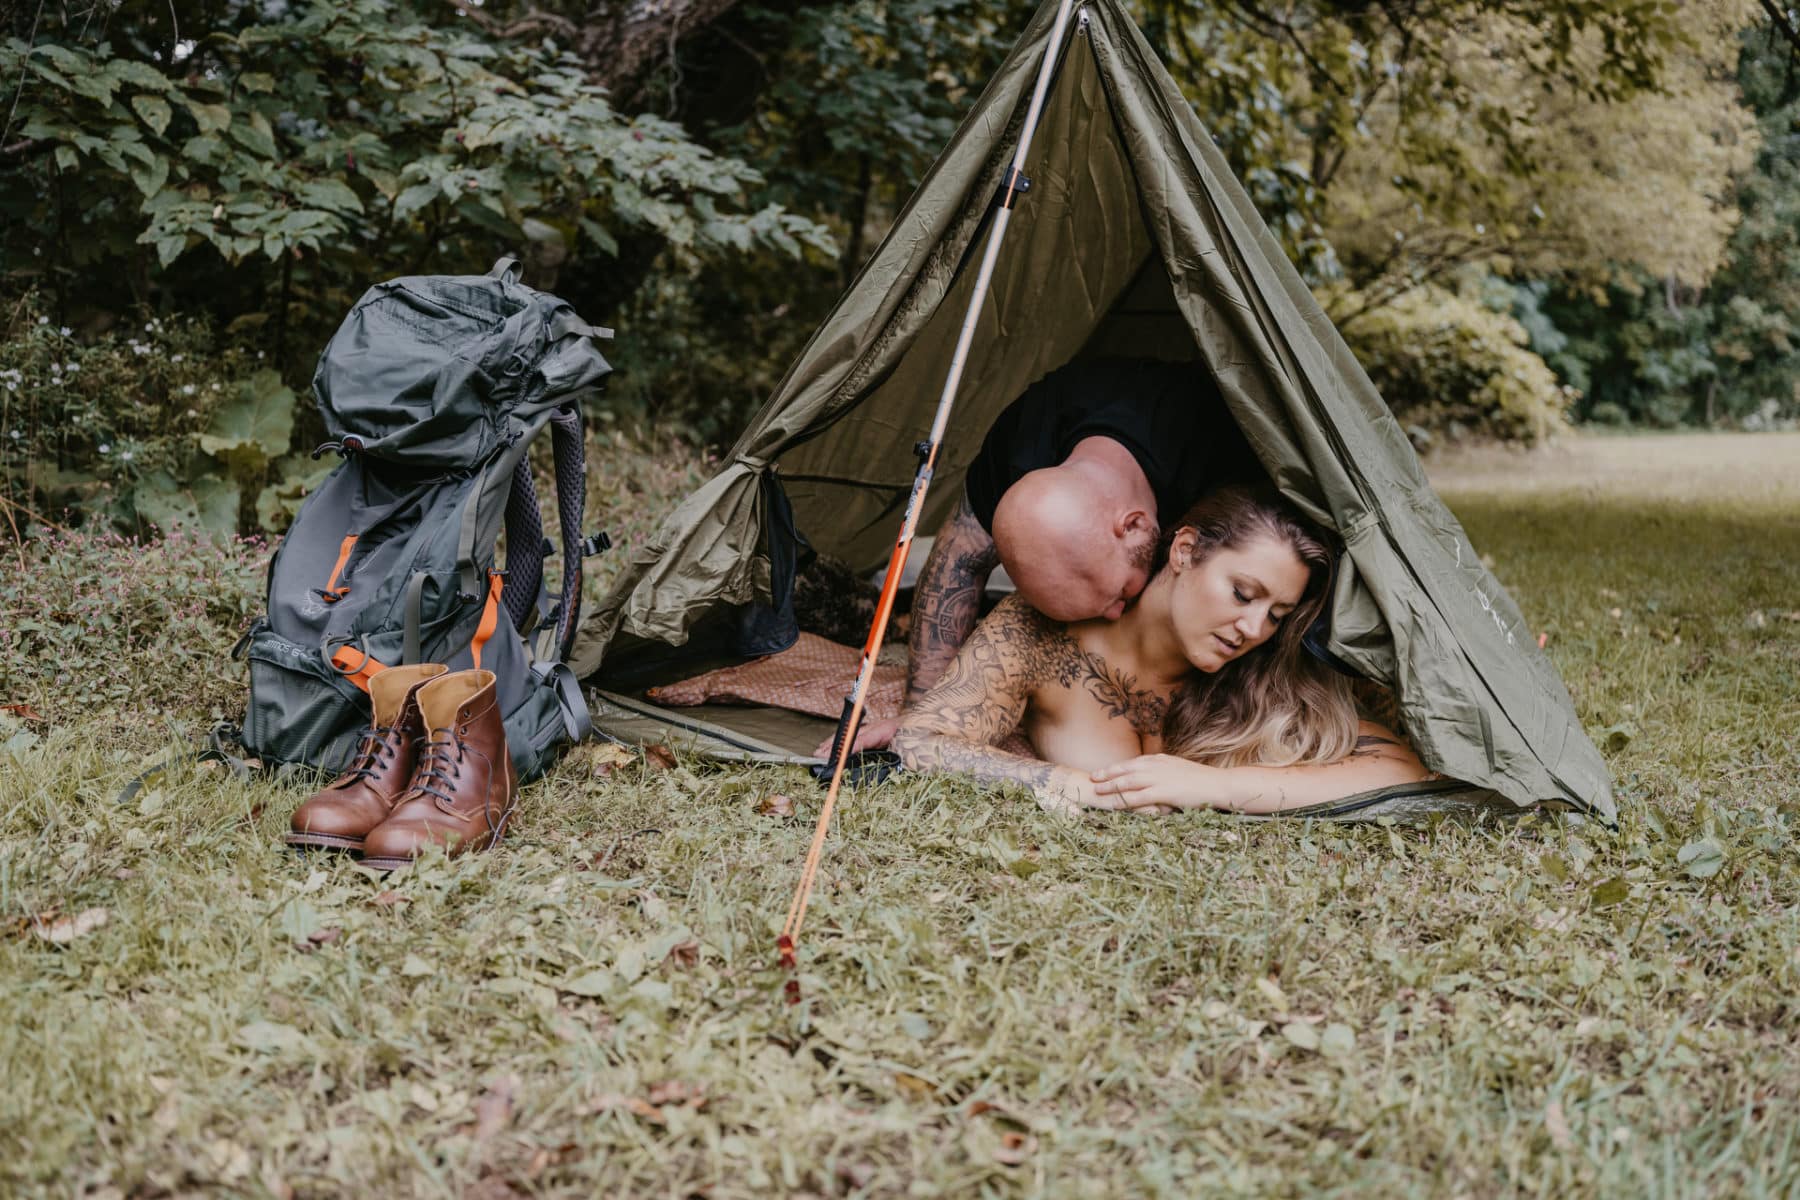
906, 494, 1000, 702
895, 597, 1073, 799
1350, 733, 1400, 757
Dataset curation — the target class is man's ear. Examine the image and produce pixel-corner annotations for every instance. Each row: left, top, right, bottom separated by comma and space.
1116, 506, 1156, 540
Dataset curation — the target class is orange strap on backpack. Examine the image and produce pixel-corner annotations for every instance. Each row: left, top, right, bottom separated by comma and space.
469, 571, 503, 671
329, 642, 388, 692
321, 534, 358, 602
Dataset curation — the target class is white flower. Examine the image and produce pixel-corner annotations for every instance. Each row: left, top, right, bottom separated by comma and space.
171, 354, 184, 363
143, 323, 153, 332
37, 316, 48, 325
120, 450, 134, 462
181, 384, 196, 396
59, 326, 71, 337
98, 443, 111, 454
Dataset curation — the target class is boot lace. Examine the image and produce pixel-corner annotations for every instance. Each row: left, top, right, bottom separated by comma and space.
409, 729, 465, 806
343, 725, 401, 784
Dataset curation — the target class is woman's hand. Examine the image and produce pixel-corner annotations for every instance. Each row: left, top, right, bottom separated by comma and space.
1088, 754, 1225, 814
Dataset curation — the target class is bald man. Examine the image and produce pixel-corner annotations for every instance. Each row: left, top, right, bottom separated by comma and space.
825, 356, 1255, 755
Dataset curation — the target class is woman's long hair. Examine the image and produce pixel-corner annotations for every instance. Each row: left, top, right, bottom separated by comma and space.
1159, 486, 1358, 768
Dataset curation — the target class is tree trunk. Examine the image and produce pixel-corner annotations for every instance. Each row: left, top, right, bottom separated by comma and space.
580, 0, 750, 107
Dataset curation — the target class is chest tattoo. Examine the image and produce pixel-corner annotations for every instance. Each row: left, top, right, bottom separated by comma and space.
1032, 630, 1167, 737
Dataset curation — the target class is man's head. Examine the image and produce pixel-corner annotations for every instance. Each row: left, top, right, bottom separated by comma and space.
991, 466, 1158, 622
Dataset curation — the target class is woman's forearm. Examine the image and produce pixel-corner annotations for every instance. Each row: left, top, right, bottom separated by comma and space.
1212, 755, 1431, 814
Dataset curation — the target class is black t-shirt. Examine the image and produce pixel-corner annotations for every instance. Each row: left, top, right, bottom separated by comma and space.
963, 357, 1256, 532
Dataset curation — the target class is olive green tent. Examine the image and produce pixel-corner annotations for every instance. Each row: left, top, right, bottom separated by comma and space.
568, 0, 1615, 823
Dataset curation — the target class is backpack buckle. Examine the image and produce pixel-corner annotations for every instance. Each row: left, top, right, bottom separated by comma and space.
580, 531, 612, 557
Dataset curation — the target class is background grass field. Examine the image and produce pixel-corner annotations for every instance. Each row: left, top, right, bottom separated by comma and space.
2, 432, 1797, 1198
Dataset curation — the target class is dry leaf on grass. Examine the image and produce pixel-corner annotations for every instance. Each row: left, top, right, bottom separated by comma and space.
642, 744, 678, 771
995, 1132, 1037, 1166
576, 741, 637, 778
666, 939, 701, 969
33, 906, 108, 944
586, 1081, 706, 1123
369, 890, 408, 909
471, 1075, 519, 1141
297, 927, 342, 950
755, 793, 795, 818
893, 1072, 936, 1101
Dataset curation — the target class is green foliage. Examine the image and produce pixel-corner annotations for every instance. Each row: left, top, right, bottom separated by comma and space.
0, 293, 321, 535
1333, 282, 1574, 447
1501, 18, 1800, 430
609, 0, 1032, 439
0, 0, 833, 377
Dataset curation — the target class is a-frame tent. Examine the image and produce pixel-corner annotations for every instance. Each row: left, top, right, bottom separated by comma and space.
568, 0, 1615, 822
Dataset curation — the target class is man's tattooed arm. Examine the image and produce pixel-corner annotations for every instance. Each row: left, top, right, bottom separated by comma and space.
906, 493, 1001, 704
894, 596, 1094, 810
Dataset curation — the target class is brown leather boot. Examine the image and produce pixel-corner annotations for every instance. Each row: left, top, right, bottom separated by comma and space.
284, 664, 448, 852
360, 669, 517, 871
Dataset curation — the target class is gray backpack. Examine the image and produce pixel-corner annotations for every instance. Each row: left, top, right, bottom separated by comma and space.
233, 258, 612, 784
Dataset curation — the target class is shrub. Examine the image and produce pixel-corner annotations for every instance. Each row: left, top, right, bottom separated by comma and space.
0, 292, 323, 536
1332, 283, 1575, 447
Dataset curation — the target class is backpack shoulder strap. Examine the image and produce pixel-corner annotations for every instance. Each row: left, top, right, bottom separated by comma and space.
548, 405, 588, 664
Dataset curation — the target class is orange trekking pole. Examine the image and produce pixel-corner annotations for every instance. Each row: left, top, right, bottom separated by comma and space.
778, 0, 1081, 998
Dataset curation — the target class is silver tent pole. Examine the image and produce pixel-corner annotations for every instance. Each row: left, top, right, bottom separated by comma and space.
781, 0, 1083, 981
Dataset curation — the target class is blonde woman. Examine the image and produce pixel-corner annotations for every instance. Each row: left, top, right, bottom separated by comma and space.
892, 486, 1432, 814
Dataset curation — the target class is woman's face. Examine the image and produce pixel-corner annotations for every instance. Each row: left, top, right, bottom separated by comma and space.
1166, 532, 1310, 673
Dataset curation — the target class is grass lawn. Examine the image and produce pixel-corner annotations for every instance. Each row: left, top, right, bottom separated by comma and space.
2, 432, 1797, 1198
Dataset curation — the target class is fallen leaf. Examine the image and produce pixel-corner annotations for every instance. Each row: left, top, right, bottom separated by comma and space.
994, 1132, 1037, 1166
1590, 877, 1630, 907
1545, 1097, 1574, 1151
894, 1072, 936, 1101
627, 1097, 666, 1124
0, 703, 42, 721
1319, 1023, 1355, 1058
577, 741, 636, 778
1677, 837, 1725, 880
235, 1020, 308, 1054
755, 793, 795, 818
645, 1080, 706, 1108
34, 906, 108, 945
400, 954, 435, 977
369, 890, 408, 909
303, 926, 343, 948
666, 939, 700, 969
1281, 1020, 1321, 1051
556, 969, 613, 997
1255, 976, 1290, 1014
643, 744, 678, 771
472, 1075, 518, 1141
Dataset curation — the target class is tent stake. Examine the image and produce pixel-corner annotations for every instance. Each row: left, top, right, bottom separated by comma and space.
779, 0, 1082, 996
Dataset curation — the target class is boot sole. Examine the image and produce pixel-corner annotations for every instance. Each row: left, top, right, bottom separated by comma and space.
358, 802, 519, 873
283, 831, 366, 853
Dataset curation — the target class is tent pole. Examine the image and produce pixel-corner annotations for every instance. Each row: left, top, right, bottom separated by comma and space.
779, 0, 1082, 991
